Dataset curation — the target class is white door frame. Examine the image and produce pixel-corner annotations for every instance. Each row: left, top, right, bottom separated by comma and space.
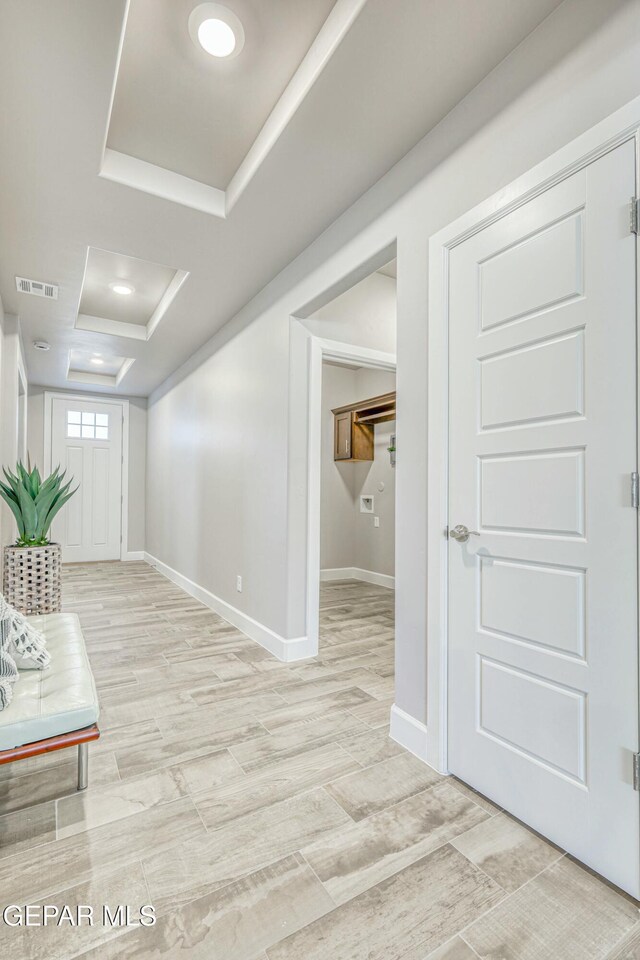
16, 349, 27, 464
426, 100, 640, 775
43, 391, 131, 561
305, 335, 396, 654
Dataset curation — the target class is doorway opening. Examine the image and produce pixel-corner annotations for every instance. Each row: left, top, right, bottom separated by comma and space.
300, 259, 397, 700
43, 392, 129, 563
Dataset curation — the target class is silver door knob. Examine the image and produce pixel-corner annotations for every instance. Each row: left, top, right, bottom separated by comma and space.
449, 524, 479, 543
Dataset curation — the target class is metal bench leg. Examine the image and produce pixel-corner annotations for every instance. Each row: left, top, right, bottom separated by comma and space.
77, 742, 88, 791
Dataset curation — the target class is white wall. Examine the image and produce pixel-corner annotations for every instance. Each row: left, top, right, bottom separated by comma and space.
352, 367, 396, 579
320, 364, 357, 570
320, 363, 395, 578
145, 0, 640, 736
146, 314, 291, 635
27, 386, 147, 554
302, 272, 396, 353
0, 306, 26, 551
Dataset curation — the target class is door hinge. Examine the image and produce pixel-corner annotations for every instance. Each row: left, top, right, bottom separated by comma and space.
632, 472, 639, 509
633, 753, 640, 791
630, 197, 640, 235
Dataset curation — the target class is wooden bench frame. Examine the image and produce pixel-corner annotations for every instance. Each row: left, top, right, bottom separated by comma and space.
0, 724, 100, 790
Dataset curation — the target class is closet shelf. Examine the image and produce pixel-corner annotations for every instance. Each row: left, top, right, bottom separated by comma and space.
331, 391, 396, 423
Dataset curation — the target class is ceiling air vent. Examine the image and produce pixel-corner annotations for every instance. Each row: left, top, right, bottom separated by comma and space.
15, 276, 58, 300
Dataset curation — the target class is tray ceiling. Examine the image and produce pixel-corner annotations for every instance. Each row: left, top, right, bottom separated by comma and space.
79, 248, 178, 326
0, 0, 573, 396
67, 348, 134, 388
108, 0, 337, 190
76, 247, 189, 343
102, 0, 356, 215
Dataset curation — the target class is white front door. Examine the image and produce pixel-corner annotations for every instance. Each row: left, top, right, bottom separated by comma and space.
50, 397, 123, 563
447, 140, 640, 896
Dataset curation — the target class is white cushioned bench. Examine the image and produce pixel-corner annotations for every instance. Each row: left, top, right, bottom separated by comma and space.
0, 613, 100, 790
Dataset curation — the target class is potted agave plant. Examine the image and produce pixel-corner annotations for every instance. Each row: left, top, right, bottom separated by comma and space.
0, 463, 77, 615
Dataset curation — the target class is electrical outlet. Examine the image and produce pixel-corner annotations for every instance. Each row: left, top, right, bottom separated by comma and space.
236, 575, 242, 592
374, 516, 380, 528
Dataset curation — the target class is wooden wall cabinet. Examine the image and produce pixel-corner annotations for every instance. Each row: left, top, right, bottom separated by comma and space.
332, 392, 395, 462
334, 411, 374, 462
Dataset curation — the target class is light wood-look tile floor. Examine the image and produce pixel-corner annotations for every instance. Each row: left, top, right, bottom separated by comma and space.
0, 561, 638, 959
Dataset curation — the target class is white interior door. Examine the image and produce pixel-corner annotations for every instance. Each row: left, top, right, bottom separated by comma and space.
447, 140, 639, 896
50, 397, 123, 563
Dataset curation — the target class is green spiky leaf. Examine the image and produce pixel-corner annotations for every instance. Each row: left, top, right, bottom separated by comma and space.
0, 461, 78, 546
43, 488, 78, 530
0, 482, 26, 537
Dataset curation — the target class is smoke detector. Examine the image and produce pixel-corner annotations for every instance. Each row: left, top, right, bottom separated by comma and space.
32, 340, 51, 351
15, 276, 58, 300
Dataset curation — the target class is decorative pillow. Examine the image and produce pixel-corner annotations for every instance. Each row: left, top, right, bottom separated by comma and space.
0, 619, 18, 710
0, 594, 51, 671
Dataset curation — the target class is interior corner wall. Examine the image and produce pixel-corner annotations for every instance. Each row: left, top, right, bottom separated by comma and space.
145, 0, 640, 739
26, 386, 148, 554
145, 311, 291, 638
301, 271, 397, 353
0, 308, 21, 552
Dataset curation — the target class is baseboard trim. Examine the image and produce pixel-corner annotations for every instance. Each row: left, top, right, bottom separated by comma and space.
321, 567, 395, 589
144, 553, 314, 662
320, 567, 356, 581
390, 703, 429, 763
121, 550, 145, 561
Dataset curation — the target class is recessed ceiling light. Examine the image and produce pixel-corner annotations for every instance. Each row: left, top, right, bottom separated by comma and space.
90, 357, 104, 366
189, 4, 245, 60
32, 340, 50, 351
198, 19, 236, 57
109, 281, 135, 296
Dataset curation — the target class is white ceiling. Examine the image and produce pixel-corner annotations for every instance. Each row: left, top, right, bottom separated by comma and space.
108, 0, 337, 189
378, 259, 397, 280
0, 0, 565, 397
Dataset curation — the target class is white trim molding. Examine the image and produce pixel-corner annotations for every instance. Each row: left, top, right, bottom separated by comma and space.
99, 0, 368, 217
122, 550, 145, 561
321, 567, 395, 589
145, 553, 315, 662
390, 704, 430, 764
16, 338, 28, 464
100, 149, 226, 218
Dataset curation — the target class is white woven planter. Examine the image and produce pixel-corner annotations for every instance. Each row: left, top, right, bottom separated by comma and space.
2, 544, 62, 615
